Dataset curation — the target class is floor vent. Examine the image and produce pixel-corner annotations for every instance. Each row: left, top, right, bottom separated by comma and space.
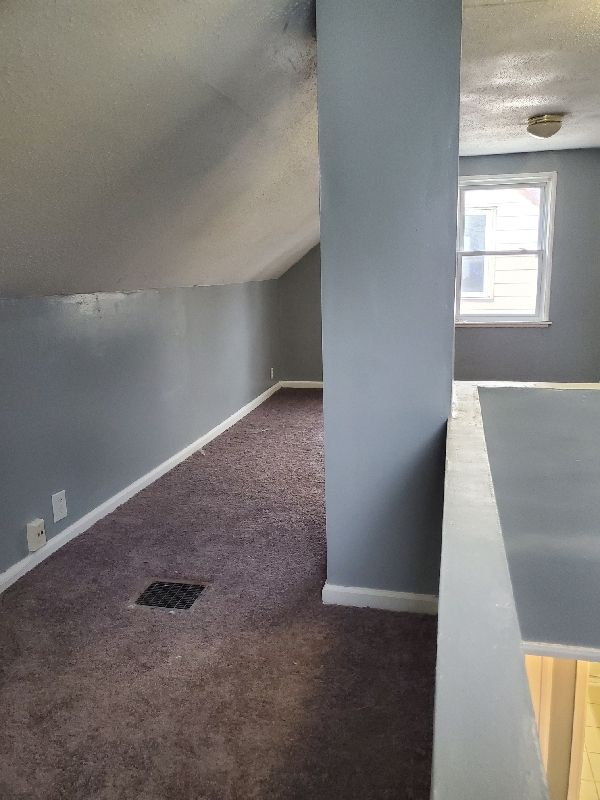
136, 581, 205, 610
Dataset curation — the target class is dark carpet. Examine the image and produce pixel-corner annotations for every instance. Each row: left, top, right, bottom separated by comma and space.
0, 389, 437, 800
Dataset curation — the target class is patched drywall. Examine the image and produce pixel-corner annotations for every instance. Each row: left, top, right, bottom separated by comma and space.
0, 0, 318, 296
0, 283, 279, 573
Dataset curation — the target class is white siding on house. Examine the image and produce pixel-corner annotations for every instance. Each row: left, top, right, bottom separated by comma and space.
459, 184, 543, 318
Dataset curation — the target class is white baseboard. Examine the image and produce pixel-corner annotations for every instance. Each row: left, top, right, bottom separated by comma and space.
0, 382, 283, 594
322, 582, 438, 615
278, 380, 323, 389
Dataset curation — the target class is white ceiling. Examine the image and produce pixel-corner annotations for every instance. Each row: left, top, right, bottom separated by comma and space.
1, 0, 600, 295
461, 0, 600, 155
0, 1, 319, 295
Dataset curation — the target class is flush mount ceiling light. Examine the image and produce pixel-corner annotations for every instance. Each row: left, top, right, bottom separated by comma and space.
527, 113, 565, 139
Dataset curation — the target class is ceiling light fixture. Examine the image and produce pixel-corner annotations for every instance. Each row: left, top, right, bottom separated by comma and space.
527, 113, 564, 139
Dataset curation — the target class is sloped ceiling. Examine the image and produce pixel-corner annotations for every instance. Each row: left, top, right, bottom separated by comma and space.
0, 1, 319, 296
2, 0, 600, 295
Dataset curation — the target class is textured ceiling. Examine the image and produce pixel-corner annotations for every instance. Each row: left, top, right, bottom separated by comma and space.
461, 0, 600, 155
2, 0, 600, 295
0, 0, 318, 296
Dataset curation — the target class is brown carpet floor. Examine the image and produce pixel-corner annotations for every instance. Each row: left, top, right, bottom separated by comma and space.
0, 389, 437, 800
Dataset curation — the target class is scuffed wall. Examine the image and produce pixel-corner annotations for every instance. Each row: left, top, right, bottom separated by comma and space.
0, 282, 279, 573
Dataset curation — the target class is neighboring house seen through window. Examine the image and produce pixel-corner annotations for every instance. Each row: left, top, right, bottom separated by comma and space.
456, 172, 556, 323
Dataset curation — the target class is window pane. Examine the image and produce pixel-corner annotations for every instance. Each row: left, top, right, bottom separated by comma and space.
462, 186, 541, 252
458, 253, 540, 317
464, 213, 487, 253
462, 253, 485, 293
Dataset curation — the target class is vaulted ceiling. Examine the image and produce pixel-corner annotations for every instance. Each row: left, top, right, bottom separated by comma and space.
1, 1, 319, 296
2, 0, 600, 296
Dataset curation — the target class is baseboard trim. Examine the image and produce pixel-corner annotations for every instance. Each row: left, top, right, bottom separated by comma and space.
322, 582, 438, 615
0, 382, 283, 594
278, 380, 323, 389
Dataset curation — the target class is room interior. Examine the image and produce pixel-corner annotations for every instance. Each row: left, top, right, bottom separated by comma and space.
1, 1, 600, 799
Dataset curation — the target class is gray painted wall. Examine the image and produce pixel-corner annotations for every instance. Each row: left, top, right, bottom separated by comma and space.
317, 0, 461, 594
0, 282, 279, 574
274, 149, 600, 383
455, 149, 600, 381
277, 245, 322, 381
433, 383, 548, 800
480, 387, 600, 652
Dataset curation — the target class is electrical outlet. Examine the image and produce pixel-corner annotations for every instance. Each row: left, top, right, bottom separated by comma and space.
52, 490, 68, 523
270, 367, 275, 380
27, 519, 46, 552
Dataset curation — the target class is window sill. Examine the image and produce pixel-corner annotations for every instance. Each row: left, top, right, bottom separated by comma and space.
455, 321, 552, 329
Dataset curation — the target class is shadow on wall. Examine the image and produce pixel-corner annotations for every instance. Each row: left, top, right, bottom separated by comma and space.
278, 245, 323, 381
326, 420, 448, 595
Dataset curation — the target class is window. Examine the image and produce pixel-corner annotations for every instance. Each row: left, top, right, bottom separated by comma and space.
456, 172, 556, 323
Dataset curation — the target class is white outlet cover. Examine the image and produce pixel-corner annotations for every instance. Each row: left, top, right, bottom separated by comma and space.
27, 518, 46, 552
52, 490, 68, 523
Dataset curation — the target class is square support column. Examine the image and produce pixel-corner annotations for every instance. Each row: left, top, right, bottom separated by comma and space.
317, 0, 461, 601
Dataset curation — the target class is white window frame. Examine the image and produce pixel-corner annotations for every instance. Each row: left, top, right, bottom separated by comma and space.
456, 171, 557, 324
